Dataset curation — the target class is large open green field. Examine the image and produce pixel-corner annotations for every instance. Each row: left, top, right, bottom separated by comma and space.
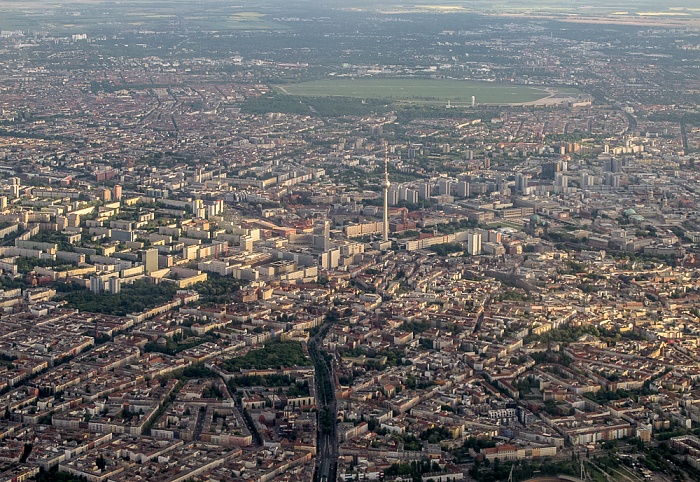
0, 2, 286, 34
273, 79, 579, 105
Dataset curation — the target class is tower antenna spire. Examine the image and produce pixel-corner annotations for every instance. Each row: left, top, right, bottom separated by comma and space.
382, 142, 390, 243
384, 143, 389, 184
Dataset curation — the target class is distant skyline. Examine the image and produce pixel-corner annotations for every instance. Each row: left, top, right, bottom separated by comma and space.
1, 0, 698, 41
3, 0, 700, 7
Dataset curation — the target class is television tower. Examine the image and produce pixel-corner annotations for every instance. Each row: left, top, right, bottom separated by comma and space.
382, 143, 390, 242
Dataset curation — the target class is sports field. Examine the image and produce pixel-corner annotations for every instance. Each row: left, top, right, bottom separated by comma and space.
273, 79, 579, 105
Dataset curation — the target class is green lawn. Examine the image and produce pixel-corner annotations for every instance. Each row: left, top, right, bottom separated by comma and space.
485, 221, 523, 230
273, 78, 579, 105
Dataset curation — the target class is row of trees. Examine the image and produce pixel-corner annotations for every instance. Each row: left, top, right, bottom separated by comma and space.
63, 281, 178, 316
190, 274, 244, 304
61, 273, 244, 316
241, 93, 389, 117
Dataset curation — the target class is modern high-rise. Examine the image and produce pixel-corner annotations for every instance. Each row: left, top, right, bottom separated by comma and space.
388, 187, 399, 206
456, 181, 470, 198
467, 232, 482, 255
555, 173, 568, 192
418, 182, 431, 200
108, 277, 121, 294
438, 179, 451, 196
515, 173, 528, 193
10, 177, 20, 199
581, 172, 594, 188
313, 219, 331, 252
90, 276, 102, 294
541, 162, 561, 180
141, 248, 159, 274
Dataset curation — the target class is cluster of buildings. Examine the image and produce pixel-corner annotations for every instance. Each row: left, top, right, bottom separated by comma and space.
0, 7, 698, 482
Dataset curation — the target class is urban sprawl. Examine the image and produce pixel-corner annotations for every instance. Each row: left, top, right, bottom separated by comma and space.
0, 2, 699, 482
